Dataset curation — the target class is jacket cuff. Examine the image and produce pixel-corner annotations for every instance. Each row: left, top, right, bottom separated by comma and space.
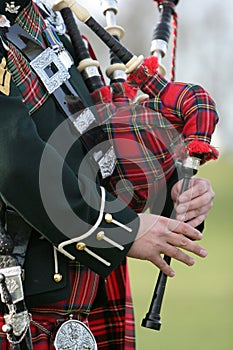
56, 187, 139, 278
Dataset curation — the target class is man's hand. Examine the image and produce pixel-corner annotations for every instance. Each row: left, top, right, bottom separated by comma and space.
128, 213, 207, 277
171, 177, 215, 227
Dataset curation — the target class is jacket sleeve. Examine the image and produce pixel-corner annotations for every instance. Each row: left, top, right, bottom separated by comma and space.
0, 65, 139, 278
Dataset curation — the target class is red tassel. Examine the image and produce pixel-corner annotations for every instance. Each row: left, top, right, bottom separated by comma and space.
186, 140, 219, 161
143, 56, 160, 75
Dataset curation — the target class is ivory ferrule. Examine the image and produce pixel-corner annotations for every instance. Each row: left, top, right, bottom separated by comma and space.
77, 58, 100, 72
125, 55, 144, 74
105, 62, 126, 78
105, 25, 125, 40
53, 0, 91, 22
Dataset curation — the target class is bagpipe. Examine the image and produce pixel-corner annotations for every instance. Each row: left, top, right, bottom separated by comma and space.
52, 0, 219, 330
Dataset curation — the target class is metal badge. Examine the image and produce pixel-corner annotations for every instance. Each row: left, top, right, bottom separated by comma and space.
0, 266, 24, 304
73, 108, 96, 134
98, 146, 116, 179
54, 319, 97, 350
30, 47, 70, 94
4, 311, 31, 337
5, 2, 20, 14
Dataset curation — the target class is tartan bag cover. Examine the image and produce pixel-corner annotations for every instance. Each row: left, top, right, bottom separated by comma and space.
89, 63, 219, 212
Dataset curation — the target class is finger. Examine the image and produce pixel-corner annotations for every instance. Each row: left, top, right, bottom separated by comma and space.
176, 188, 214, 212
183, 214, 207, 228
176, 205, 210, 222
163, 245, 195, 266
178, 179, 214, 204
152, 255, 176, 277
173, 177, 204, 199
167, 220, 202, 240
167, 233, 208, 258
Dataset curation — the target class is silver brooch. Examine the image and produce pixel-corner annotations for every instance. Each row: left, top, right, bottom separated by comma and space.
0, 15, 10, 28
54, 318, 97, 350
5, 2, 21, 14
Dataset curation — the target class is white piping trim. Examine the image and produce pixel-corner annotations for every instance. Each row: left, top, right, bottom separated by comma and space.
96, 231, 124, 251
53, 246, 59, 274
105, 213, 132, 232
84, 247, 111, 266
57, 186, 106, 259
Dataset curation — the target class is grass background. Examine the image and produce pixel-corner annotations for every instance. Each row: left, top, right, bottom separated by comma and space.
128, 154, 233, 350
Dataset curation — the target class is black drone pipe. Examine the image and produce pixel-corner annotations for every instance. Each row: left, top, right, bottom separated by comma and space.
53, 0, 144, 74
141, 0, 182, 331
56, 5, 104, 92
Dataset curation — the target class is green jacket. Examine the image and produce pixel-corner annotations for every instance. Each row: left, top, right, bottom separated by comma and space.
0, 23, 139, 306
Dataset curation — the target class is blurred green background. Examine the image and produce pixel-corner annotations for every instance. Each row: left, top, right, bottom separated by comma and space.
128, 154, 233, 350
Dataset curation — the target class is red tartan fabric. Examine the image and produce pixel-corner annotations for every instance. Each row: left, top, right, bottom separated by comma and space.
88, 261, 135, 349
0, 260, 135, 349
7, 45, 49, 115
6, 2, 49, 115
89, 62, 219, 212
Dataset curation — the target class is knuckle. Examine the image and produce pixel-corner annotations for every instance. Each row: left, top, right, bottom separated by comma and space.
194, 207, 201, 216
209, 201, 214, 210
159, 258, 168, 269
199, 214, 206, 223
189, 218, 199, 228
173, 247, 181, 259
180, 237, 188, 247
204, 178, 211, 187
197, 184, 205, 196
181, 224, 189, 235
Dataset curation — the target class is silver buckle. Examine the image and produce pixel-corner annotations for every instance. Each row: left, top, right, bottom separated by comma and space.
54, 319, 97, 350
4, 311, 31, 337
30, 47, 70, 94
0, 266, 24, 304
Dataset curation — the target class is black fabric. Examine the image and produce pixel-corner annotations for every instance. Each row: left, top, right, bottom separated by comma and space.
0, 1, 139, 306
5, 209, 32, 266
23, 231, 70, 307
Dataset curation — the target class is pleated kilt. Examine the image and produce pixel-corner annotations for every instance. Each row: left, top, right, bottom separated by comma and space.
0, 259, 135, 349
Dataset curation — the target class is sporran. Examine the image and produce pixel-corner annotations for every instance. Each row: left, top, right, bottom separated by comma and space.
54, 318, 97, 350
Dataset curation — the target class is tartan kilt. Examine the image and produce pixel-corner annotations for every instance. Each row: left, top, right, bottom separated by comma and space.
88, 260, 135, 349
0, 260, 135, 350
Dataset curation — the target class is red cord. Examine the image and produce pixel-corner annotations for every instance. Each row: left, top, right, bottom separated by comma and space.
170, 11, 178, 81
